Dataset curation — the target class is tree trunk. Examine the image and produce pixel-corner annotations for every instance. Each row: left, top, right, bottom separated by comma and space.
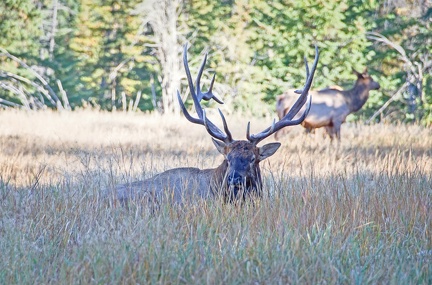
138, 0, 183, 114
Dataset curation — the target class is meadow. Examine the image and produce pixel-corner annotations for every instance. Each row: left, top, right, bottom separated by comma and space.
0, 109, 431, 284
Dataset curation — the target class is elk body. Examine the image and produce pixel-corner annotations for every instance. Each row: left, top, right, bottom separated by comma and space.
275, 69, 380, 140
114, 45, 319, 204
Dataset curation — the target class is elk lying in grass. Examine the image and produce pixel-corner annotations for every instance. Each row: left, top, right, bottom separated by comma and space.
275, 68, 380, 140
113, 45, 319, 204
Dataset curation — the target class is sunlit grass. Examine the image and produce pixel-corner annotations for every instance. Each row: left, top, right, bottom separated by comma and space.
0, 109, 431, 284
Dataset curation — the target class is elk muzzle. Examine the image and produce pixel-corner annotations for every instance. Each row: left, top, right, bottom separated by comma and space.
225, 164, 259, 201
228, 171, 245, 186
372, 81, 380, 90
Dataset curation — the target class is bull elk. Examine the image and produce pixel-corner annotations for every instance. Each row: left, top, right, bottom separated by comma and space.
113, 45, 319, 204
275, 68, 380, 140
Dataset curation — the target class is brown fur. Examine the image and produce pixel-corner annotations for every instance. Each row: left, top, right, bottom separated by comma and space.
275, 68, 380, 140
114, 140, 280, 204
109, 44, 319, 205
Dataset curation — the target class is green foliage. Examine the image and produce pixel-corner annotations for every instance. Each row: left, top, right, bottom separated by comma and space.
69, 0, 147, 110
0, 0, 430, 124
365, 5, 432, 125
0, 0, 43, 107
0, 0, 42, 57
250, 0, 380, 106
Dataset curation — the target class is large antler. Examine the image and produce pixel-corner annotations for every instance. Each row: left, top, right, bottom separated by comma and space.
247, 45, 319, 145
177, 44, 233, 143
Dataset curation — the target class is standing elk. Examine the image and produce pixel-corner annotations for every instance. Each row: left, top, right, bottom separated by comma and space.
113, 45, 319, 204
275, 68, 380, 140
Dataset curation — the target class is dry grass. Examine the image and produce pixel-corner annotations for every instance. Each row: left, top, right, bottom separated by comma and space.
0, 109, 431, 284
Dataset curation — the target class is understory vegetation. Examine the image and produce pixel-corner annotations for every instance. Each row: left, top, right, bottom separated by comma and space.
1, 1, 431, 123
0, 110, 431, 284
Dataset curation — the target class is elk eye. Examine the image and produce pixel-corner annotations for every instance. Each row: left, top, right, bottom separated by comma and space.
250, 157, 256, 163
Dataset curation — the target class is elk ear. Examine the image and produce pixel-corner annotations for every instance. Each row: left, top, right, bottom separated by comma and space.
352, 68, 363, 78
258, 142, 281, 161
362, 67, 368, 75
212, 138, 227, 155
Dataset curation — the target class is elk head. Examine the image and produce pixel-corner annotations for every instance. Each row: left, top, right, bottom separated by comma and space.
178, 45, 319, 201
353, 68, 380, 91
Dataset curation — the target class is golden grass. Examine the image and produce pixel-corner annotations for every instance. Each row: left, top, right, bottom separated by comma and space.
0, 109, 431, 284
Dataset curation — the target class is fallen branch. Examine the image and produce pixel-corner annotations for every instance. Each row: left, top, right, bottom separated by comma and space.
0, 93, 21, 108
132, 90, 141, 112
56, 79, 71, 111
366, 82, 410, 124
0, 70, 50, 104
0, 82, 30, 109
0, 47, 65, 110
366, 32, 416, 75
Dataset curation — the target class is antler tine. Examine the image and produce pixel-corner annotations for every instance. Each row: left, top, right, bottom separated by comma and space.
183, 45, 203, 119
178, 44, 233, 143
195, 53, 207, 101
246, 119, 275, 141
218, 108, 233, 141
294, 57, 310, 95
286, 46, 319, 120
202, 110, 228, 142
177, 90, 200, 124
248, 45, 319, 145
196, 55, 223, 104
201, 74, 224, 104
304, 56, 310, 84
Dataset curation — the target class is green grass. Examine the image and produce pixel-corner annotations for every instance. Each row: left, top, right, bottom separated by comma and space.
0, 110, 431, 284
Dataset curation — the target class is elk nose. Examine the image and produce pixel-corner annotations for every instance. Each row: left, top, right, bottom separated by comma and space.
228, 172, 243, 185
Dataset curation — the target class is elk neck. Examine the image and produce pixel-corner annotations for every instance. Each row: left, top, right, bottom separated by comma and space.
209, 160, 229, 196
342, 79, 372, 113
210, 158, 263, 200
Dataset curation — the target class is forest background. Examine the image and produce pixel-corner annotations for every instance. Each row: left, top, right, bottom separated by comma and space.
0, 0, 431, 124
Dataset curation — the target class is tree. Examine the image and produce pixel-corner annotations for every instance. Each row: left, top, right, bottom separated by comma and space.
0, 0, 430, 125
0, 0, 42, 57
366, 2, 432, 124
70, 0, 145, 110
0, 0, 69, 110
253, 0, 378, 93
135, 0, 184, 114
182, 0, 270, 115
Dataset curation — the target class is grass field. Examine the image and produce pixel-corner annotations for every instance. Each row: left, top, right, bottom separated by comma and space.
0, 109, 431, 284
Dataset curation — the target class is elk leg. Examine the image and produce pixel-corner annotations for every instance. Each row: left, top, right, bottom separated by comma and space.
333, 122, 342, 142
325, 126, 335, 140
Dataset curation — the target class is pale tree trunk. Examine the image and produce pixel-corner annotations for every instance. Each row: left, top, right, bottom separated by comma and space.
367, 32, 431, 118
137, 0, 182, 114
159, 2, 181, 114
49, 0, 58, 61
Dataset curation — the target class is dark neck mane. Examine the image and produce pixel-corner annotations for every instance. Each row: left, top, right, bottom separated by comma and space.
210, 160, 228, 195
210, 160, 263, 200
342, 80, 371, 112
